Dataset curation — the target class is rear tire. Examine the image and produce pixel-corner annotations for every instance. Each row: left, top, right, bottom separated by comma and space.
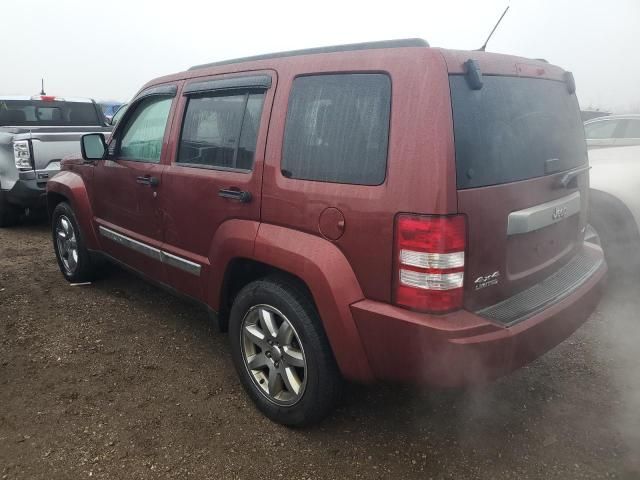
228, 276, 342, 427
0, 190, 21, 227
51, 202, 96, 283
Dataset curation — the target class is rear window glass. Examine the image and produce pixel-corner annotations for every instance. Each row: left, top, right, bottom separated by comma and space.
282, 74, 391, 185
0, 100, 102, 126
450, 75, 587, 189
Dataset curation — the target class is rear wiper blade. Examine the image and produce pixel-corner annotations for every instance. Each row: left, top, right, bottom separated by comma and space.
556, 165, 591, 189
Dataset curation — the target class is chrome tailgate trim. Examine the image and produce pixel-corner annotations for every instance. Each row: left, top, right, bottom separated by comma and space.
507, 191, 581, 235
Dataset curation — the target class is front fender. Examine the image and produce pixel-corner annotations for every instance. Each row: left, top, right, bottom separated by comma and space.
252, 223, 374, 383
47, 171, 99, 250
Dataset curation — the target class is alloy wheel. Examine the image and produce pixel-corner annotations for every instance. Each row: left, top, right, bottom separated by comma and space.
241, 304, 308, 406
55, 215, 79, 275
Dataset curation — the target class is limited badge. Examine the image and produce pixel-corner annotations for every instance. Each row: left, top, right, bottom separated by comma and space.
474, 271, 501, 290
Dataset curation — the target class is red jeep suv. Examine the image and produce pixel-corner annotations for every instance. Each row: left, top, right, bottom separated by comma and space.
47, 39, 607, 426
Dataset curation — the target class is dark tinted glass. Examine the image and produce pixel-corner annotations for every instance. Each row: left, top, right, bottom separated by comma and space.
622, 119, 640, 138
450, 75, 587, 189
178, 92, 264, 170
282, 74, 391, 185
0, 100, 102, 126
237, 94, 265, 170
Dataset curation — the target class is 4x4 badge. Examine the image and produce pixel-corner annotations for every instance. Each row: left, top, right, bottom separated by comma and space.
474, 271, 501, 290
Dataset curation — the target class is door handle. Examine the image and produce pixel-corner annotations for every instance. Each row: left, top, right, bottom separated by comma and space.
136, 175, 160, 187
218, 188, 252, 203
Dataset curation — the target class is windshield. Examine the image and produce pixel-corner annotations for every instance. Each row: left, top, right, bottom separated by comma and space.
450, 75, 587, 189
0, 100, 103, 126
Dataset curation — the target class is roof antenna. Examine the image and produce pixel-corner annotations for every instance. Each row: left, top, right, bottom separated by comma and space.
477, 6, 510, 52
40, 78, 46, 96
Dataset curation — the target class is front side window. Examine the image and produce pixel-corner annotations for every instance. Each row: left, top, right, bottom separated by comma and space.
119, 96, 172, 163
584, 120, 619, 139
282, 74, 391, 185
178, 92, 265, 170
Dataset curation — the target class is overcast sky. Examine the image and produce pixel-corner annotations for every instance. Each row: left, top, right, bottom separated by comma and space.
2, 0, 638, 112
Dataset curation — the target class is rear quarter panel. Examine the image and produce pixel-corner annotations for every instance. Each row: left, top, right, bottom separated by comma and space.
260, 48, 457, 303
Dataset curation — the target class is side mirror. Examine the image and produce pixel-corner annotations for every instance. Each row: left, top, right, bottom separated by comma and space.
81, 133, 107, 161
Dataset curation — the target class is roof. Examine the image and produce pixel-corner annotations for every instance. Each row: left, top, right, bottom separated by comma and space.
189, 38, 429, 71
0, 95, 94, 103
585, 114, 640, 123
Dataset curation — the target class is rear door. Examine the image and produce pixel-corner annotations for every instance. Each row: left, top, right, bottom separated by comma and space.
159, 72, 275, 301
449, 74, 589, 311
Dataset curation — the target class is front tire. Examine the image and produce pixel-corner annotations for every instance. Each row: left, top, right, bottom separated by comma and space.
51, 202, 96, 283
228, 276, 342, 427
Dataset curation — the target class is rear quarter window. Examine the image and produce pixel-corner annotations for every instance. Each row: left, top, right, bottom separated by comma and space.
281, 74, 391, 186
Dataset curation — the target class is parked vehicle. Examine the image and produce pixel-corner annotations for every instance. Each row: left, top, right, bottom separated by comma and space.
584, 114, 640, 149
0, 95, 112, 226
109, 103, 128, 126
588, 145, 640, 276
99, 101, 125, 122
47, 39, 607, 426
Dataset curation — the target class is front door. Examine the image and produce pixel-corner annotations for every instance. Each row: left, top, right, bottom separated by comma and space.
159, 72, 275, 302
93, 86, 178, 281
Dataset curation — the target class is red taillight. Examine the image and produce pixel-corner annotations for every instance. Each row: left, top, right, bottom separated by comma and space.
393, 214, 466, 313
40, 95, 56, 102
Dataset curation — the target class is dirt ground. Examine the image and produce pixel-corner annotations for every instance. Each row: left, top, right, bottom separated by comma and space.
1, 219, 639, 479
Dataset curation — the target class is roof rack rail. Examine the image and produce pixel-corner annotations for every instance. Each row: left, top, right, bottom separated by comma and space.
189, 38, 429, 71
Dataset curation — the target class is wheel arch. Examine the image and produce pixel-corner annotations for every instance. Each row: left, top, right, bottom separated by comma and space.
589, 188, 640, 239
208, 221, 374, 383
47, 172, 99, 250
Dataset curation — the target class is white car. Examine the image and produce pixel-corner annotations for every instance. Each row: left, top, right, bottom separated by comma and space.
584, 114, 640, 149
588, 145, 640, 276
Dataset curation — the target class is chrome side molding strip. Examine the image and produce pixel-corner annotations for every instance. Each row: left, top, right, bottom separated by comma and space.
507, 192, 581, 236
99, 226, 162, 261
98, 226, 201, 276
160, 251, 201, 276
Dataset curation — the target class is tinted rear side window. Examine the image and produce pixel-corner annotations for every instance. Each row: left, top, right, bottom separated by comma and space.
178, 92, 264, 170
450, 75, 587, 189
282, 74, 391, 185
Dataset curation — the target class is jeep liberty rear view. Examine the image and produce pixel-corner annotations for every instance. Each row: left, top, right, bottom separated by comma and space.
47, 39, 606, 426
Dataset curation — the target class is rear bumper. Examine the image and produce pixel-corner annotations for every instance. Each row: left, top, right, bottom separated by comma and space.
351, 243, 607, 387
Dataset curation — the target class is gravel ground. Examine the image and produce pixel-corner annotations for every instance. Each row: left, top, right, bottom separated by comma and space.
1, 220, 639, 479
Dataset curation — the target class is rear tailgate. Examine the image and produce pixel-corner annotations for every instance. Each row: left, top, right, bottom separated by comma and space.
28, 127, 112, 171
445, 53, 590, 313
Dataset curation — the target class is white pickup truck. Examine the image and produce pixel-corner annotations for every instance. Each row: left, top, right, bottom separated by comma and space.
0, 95, 112, 226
